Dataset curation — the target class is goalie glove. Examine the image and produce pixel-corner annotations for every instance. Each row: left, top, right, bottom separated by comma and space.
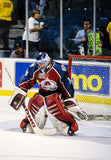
64, 98, 88, 121
8, 87, 27, 110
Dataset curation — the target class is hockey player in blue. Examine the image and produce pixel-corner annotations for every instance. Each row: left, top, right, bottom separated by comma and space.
10, 52, 88, 136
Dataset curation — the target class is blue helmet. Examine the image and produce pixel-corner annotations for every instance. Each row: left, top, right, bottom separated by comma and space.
36, 52, 51, 72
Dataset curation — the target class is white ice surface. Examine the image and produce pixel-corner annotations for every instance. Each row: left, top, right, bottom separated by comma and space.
0, 96, 111, 160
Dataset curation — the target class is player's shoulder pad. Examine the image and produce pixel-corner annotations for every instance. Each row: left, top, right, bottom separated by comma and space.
53, 61, 67, 72
28, 62, 40, 72
24, 62, 40, 78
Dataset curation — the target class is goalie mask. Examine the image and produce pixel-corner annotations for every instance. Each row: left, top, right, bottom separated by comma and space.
36, 52, 51, 72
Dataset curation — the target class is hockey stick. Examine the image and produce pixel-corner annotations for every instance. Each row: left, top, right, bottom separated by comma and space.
2, 59, 56, 135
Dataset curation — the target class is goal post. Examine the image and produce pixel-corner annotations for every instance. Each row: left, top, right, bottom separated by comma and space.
68, 55, 111, 120
68, 55, 111, 79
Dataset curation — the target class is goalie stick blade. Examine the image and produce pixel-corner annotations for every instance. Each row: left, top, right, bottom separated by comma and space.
33, 128, 57, 136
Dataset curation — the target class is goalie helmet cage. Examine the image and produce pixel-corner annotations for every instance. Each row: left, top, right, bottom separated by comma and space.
68, 55, 111, 120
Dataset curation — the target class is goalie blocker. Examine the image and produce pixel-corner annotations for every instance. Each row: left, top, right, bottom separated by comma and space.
9, 87, 27, 110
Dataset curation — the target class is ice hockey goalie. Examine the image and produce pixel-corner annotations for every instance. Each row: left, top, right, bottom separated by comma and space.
9, 52, 88, 136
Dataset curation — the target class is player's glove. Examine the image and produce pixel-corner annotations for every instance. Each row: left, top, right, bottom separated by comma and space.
64, 98, 88, 121
9, 87, 27, 110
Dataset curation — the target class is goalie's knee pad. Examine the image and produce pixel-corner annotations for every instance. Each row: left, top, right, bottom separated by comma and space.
28, 93, 44, 116
45, 93, 78, 135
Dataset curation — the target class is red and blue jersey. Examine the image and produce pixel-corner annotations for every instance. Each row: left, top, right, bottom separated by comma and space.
18, 61, 74, 99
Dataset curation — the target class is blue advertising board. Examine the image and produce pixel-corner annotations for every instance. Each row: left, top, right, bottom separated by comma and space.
71, 64, 110, 95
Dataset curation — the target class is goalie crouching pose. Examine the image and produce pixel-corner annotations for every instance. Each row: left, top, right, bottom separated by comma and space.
10, 52, 88, 136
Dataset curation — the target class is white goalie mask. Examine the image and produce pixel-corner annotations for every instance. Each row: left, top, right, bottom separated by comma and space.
36, 52, 51, 72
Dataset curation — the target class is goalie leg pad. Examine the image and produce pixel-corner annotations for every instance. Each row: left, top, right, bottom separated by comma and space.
47, 113, 70, 136
45, 93, 78, 132
46, 110, 77, 136
28, 93, 47, 129
28, 93, 44, 116
20, 93, 47, 132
